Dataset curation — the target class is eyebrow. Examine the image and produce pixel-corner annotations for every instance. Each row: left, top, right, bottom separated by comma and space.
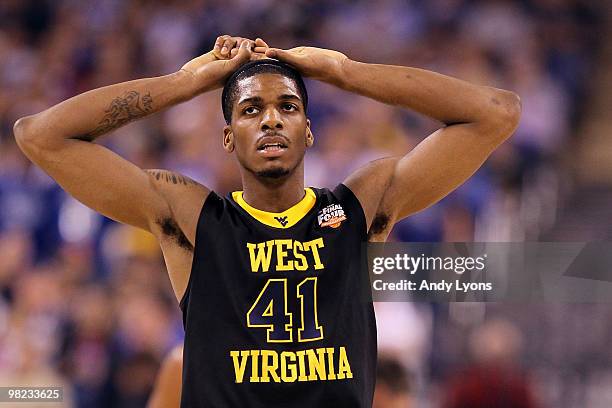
278, 94, 301, 102
237, 94, 301, 106
238, 96, 263, 106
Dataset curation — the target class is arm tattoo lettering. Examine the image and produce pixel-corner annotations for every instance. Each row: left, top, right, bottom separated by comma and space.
79, 91, 153, 141
145, 170, 198, 186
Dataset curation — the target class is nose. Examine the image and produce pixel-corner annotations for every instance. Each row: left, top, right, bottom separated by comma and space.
260, 107, 283, 132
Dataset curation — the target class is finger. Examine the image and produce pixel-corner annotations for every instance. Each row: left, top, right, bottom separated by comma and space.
242, 39, 255, 50
254, 38, 269, 55
237, 38, 254, 45
255, 38, 269, 48
221, 38, 237, 57
231, 38, 252, 56
250, 52, 268, 62
221, 40, 233, 57
229, 41, 252, 66
265, 48, 295, 63
213, 35, 226, 53
234, 39, 255, 57
213, 48, 224, 59
214, 35, 234, 59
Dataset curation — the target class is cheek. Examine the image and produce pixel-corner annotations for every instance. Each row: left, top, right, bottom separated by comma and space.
230, 125, 252, 150
233, 137, 249, 158
286, 116, 308, 135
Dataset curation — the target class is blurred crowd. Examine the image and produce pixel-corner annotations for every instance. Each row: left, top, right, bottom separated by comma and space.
0, 0, 606, 407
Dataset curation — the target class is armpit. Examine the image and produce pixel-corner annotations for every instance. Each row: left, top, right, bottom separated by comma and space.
157, 217, 194, 252
367, 212, 390, 240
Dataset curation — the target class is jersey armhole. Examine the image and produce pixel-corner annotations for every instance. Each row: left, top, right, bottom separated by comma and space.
179, 190, 219, 312
334, 183, 368, 241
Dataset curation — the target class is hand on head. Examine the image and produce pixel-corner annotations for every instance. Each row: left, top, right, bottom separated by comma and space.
183, 35, 348, 90
264, 46, 348, 82
182, 35, 271, 90
212, 35, 269, 62
209, 36, 349, 82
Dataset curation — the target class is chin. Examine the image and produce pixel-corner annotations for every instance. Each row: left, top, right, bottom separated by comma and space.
255, 167, 290, 179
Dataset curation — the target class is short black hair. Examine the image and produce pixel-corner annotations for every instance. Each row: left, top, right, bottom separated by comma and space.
221, 59, 308, 124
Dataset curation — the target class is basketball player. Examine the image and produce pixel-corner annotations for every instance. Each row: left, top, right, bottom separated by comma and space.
13, 35, 520, 407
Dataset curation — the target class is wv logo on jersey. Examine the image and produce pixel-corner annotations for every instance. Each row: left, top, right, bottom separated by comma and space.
274, 216, 289, 227
317, 204, 347, 228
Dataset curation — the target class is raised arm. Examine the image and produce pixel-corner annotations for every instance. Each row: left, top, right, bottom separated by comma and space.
265, 47, 521, 237
13, 37, 263, 232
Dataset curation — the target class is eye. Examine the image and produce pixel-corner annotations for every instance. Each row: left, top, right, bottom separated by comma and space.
243, 106, 260, 115
281, 103, 298, 112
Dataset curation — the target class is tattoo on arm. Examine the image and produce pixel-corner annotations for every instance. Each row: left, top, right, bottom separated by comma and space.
145, 170, 198, 186
77, 91, 153, 141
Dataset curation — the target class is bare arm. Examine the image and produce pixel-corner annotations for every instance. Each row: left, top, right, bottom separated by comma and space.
148, 346, 183, 408
265, 47, 521, 234
13, 38, 260, 232
339, 60, 521, 227
14, 71, 201, 232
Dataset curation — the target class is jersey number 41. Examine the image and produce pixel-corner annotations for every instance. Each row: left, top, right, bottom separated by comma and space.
247, 277, 323, 343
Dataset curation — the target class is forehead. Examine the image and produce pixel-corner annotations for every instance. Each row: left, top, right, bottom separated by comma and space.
236, 73, 300, 103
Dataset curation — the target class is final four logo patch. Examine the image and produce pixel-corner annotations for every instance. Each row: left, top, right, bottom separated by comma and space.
317, 204, 347, 228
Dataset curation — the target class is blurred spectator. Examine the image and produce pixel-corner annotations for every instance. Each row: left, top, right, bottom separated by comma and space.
373, 355, 414, 408
441, 319, 540, 408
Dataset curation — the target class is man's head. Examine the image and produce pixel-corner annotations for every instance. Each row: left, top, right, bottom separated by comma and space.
221, 59, 312, 181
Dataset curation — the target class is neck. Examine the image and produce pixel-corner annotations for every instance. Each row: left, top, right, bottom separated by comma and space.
240, 166, 305, 213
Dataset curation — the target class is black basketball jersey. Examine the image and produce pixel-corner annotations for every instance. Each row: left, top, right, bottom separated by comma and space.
179, 184, 377, 407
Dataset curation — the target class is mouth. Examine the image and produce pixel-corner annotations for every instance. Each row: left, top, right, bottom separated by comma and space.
256, 135, 289, 157
257, 142, 288, 152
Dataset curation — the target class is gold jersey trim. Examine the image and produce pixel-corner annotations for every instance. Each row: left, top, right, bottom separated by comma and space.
232, 187, 317, 229
232, 188, 316, 229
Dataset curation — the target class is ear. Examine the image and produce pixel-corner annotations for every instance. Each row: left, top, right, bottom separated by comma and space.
305, 119, 314, 148
223, 126, 235, 153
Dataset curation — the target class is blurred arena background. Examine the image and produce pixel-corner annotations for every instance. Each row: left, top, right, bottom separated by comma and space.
0, 0, 610, 407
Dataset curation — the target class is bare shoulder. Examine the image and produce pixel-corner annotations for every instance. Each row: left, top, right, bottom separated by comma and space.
145, 169, 210, 250
342, 157, 400, 241
144, 169, 210, 302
